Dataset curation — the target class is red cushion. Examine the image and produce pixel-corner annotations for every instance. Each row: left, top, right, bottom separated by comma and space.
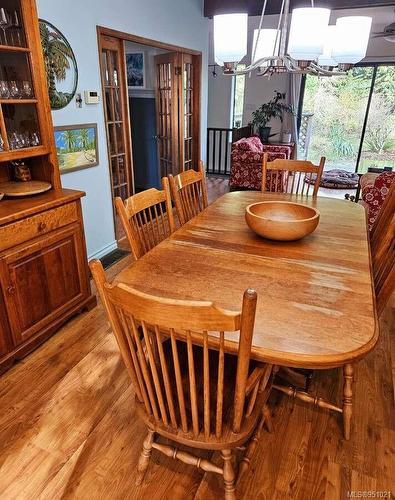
362, 171, 395, 230
234, 136, 263, 153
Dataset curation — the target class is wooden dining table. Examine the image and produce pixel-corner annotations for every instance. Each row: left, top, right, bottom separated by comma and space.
116, 191, 379, 438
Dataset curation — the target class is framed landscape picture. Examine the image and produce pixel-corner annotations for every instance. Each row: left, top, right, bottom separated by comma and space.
54, 124, 99, 174
126, 52, 145, 88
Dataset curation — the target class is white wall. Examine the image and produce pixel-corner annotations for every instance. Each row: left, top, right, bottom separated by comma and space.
207, 6, 395, 135
37, 0, 208, 259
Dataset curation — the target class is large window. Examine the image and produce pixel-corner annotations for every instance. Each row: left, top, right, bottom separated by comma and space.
299, 64, 395, 173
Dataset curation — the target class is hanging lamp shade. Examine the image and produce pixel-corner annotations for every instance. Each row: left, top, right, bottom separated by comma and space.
213, 13, 248, 66
287, 7, 331, 61
252, 29, 280, 63
318, 25, 337, 67
332, 16, 372, 64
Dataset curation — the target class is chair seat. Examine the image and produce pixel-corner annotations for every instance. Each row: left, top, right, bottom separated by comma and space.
135, 340, 271, 450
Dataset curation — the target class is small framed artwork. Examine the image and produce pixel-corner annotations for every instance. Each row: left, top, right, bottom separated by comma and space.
126, 52, 145, 89
54, 123, 99, 174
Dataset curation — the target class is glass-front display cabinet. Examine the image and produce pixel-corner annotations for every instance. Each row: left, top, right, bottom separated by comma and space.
0, 0, 59, 187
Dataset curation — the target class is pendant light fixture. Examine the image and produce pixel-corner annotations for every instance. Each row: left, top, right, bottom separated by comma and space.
213, 13, 248, 71
213, 0, 372, 77
332, 16, 373, 70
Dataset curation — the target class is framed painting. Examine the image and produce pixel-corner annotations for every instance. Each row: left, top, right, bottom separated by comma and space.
54, 123, 99, 174
126, 52, 145, 88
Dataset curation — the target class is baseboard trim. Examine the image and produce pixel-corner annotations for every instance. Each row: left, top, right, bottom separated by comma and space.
88, 240, 118, 260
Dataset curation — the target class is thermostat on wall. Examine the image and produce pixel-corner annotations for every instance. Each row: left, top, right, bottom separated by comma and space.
84, 90, 100, 104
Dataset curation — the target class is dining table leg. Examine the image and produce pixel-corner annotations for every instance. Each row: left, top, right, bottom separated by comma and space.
342, 363, 354, 440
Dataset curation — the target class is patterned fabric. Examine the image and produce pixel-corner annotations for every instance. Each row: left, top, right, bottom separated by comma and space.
360, 171, 395, 230
230, 138, 292, 190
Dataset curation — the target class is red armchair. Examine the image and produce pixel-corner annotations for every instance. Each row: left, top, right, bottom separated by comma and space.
230, 137, 292, 190
360, 171, 395, 230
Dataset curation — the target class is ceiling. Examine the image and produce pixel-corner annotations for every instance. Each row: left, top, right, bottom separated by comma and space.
204, 0, 395, 17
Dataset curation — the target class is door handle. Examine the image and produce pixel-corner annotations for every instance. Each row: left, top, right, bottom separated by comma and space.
7, 284, 15, 295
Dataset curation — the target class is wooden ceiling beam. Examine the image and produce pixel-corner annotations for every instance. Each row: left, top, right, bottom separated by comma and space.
204, 0, 395, 17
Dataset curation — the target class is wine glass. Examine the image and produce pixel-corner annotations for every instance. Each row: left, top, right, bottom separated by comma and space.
0, 80, 10, 98
0, 8, 11, 45
10, 10, 22, 47
22, 80, 33, 98
9, 80, 21, 98
30, 132, 40, 146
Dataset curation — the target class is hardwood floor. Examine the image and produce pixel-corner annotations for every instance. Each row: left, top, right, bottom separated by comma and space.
0, 178, 393, 499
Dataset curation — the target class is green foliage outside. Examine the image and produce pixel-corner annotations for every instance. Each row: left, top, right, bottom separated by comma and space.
303, 66, 395, 173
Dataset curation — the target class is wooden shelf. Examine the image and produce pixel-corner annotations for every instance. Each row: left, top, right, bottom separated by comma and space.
0, 145, 49, 163
0, 99, 38, 104
0, 44, 30, 53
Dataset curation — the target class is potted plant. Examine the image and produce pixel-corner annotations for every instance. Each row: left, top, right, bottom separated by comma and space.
251, 91, 293, 144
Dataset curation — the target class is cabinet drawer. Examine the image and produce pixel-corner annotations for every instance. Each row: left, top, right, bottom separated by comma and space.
0, 202, 78, 252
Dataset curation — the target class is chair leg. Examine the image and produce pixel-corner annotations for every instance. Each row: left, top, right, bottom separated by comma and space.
136, 429, 155, 486
221, 449, 236, 500
263, 404, 273, 433
342, 363, 354, 440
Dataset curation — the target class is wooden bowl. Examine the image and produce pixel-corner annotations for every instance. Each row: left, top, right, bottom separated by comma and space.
245, 201, 320, 241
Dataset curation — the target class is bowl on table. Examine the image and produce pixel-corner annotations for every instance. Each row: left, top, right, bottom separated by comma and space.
245, 201, 320, 241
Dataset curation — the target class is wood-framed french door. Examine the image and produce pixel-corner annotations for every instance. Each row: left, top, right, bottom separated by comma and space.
98, 33, 133, 237
154, 52, 201, 177
97, 26, 201, 240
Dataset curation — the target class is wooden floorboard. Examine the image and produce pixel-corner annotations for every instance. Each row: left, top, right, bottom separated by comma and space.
0, 179, 393, 499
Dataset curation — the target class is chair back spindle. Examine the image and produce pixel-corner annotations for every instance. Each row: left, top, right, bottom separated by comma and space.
169, 161, 209, 225
90, 260, 265, 443
115, 177, 175, 259
262, 154, 325, 196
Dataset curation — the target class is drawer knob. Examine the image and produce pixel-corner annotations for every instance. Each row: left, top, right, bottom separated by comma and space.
38, 222, 47, 231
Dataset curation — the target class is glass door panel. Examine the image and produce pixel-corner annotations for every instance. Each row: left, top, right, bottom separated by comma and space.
155, 54, 175, 177
358, 66, 395, 173
0, 0, 26, 48
301, 68, 373, 173
3, 103, 40, 148
183, 59, 193, 170
0, 52, 34, 98
100, 34, 132, 211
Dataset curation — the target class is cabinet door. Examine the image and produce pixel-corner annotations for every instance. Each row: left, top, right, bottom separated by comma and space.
0, 223, 88, 346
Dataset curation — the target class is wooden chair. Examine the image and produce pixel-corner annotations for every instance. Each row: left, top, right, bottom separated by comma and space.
262, 154, 325, 196
168, 160, 209, 225
370, 181, 395, 316
90, 259, 273, 499
115, 177, 175, 260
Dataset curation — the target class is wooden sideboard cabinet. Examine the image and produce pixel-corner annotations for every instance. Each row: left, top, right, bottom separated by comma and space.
0, 190, 96, 373
0, 0, 96, 373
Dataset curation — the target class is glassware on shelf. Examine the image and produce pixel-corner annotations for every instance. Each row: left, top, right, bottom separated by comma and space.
0, 80, 33, 99
0, 8, 11, 46
0, 80, 10, 98
8, 130, 40, 149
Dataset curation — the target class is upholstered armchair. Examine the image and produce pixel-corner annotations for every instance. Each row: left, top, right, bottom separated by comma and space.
360, 171, 395, 230
230, 137, 292, 190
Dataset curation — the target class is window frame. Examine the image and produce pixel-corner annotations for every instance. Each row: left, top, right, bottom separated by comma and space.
297, 61, 395, 173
